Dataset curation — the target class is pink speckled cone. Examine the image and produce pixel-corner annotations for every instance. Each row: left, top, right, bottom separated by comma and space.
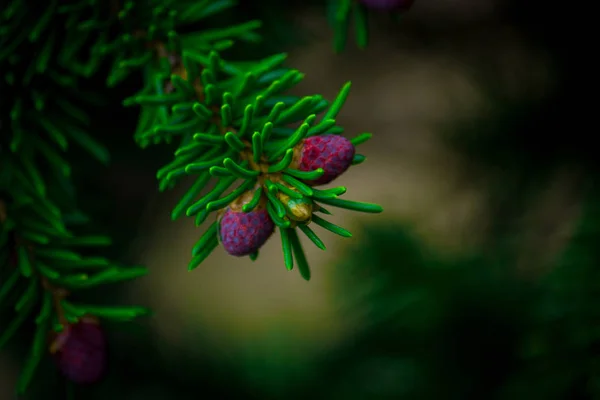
359, 0, 414, 11
299, 135, 355, 186
219, 207, 275, 256
52, 319, 107, 384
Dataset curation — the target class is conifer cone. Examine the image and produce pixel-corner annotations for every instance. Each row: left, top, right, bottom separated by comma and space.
294, 135, 355, 186
359, 0, 414, 12
218, 190, 275, 256
50, 317, 107, 385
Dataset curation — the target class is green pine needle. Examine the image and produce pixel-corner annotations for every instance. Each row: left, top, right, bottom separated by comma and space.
298, 224, 326, 251
288, 228, 311, 281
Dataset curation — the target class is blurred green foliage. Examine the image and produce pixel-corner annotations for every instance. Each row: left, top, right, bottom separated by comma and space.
15, 206, 600, 399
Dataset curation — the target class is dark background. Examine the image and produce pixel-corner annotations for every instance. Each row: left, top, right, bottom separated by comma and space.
1, 0, 598, 398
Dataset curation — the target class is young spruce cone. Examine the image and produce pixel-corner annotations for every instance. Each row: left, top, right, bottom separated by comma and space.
294, 134, 356, 186
218, 190, 275, 256
50, 317, 107, 385
359, 0, 415, 11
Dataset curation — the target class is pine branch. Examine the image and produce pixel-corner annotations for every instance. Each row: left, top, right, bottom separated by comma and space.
107, 0, 384, 279
0, 1, 149, 394
1, 0, 392, 395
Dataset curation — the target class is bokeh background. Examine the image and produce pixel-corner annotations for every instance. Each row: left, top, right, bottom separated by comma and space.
2, 0, 596, 398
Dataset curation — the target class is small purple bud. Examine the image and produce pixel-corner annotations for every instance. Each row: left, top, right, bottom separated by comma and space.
298, 135, 355, 186
359, 0, 414, 12
219, 206, 275, 256
51, 318, 107, 385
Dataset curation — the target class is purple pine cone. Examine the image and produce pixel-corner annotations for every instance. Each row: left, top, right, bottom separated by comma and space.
359, 0, 414, 11
298, 134, 355, 186
219, 207, 275, 256
52, 318, 106, 385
